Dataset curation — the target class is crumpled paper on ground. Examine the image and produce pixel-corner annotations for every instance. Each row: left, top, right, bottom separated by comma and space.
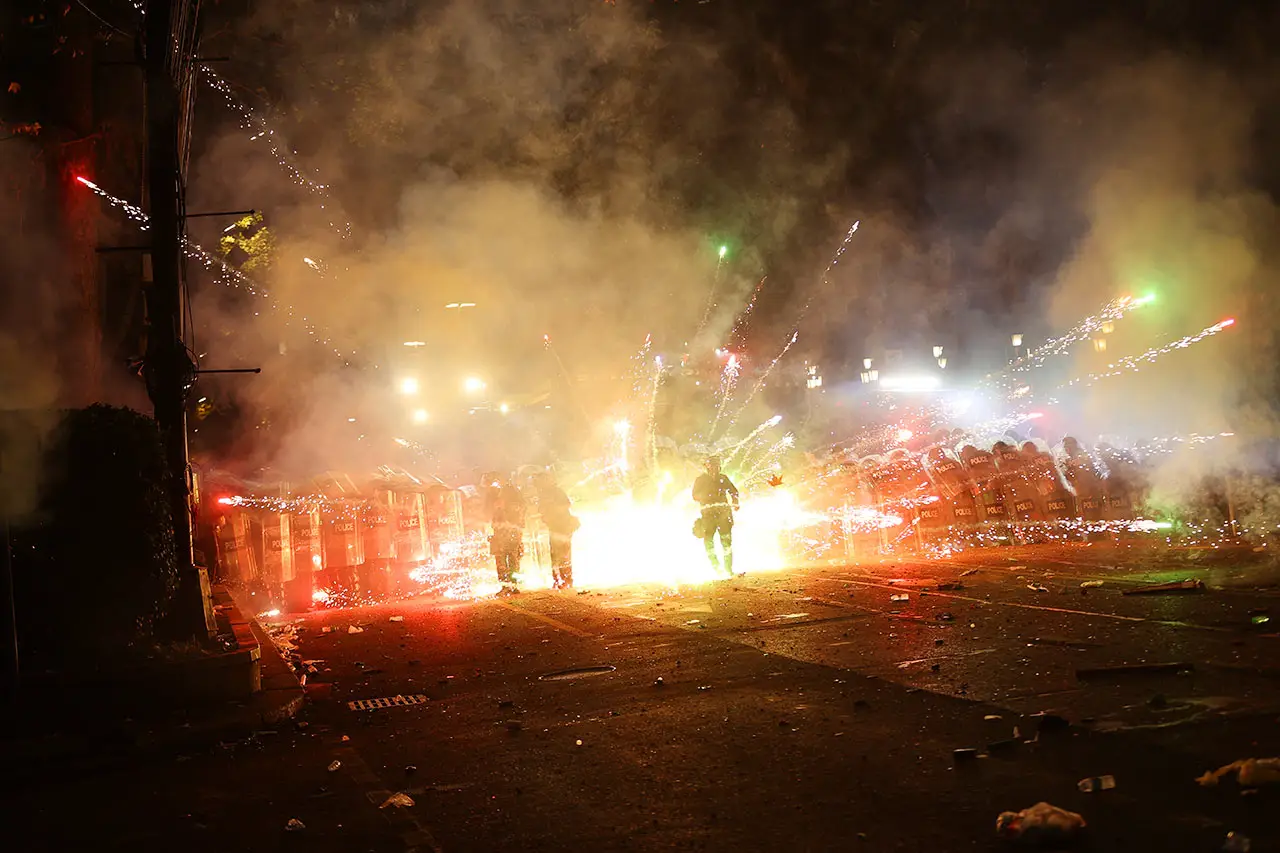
1197, 758, 1280, 787
997, 802, 1086, 845
380, 792, 415, 809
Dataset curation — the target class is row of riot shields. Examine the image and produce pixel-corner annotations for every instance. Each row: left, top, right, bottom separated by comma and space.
810, 438, 1144, 557
213, 484, 465, 611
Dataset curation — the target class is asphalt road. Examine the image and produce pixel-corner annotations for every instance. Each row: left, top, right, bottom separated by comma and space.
9, 544, 1280, 852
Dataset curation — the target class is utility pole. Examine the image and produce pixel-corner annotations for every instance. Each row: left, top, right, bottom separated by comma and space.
145, 0, 214, 638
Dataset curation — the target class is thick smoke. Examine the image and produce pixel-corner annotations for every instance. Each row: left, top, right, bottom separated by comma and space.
187, 2, 1280, 509
188, 0, 814, 480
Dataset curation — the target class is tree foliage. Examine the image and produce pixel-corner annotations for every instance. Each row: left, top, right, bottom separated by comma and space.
217, 210, 277, 272
11, 405, 179, 668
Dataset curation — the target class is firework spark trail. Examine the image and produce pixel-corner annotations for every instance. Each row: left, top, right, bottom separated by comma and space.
743, 434, 795, 484
726, 276, 767, 346
717, 221, 858, 439
543, 335, 591, 424
723, 415, 783, 466
630, 335, 654, 398
693, 253, 728, 343
981, 294, 1157, 398
1010, 294, 1154, 372
76, 176, 357, 361
646, 356, 663, 473
1055, 318, 1236, 391
201, 68, 354, 242
793, 220, 859, 328
719, 331, 798, 438
708, 352, 742, 436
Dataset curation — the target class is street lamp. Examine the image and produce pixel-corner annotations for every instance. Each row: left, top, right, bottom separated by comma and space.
863, 357, 873, 370
1011, 334, 1024, 348
499, 403, 510, 415
412, 409, 429, 424
933, 346, 944, 358
463, 376, 486, 394
399, 377, 419, 395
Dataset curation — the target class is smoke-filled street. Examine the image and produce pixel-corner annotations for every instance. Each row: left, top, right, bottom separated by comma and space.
8, 547, 1279, 852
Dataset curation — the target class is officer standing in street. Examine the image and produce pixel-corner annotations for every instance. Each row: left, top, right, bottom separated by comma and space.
693, 455, 740, 577
535, 472, 579, 589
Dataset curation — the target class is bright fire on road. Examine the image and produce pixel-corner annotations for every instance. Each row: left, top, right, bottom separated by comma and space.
567, 488, 826, 589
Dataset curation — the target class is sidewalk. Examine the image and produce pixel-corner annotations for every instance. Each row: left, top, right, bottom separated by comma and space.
0, 584, 304, 785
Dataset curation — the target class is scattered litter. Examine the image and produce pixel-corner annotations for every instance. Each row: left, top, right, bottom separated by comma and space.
1123, 579, 1205, 596
1077, 775, 1116, 792
498, 700, 514, 709
996, 802, 1086, 845
953, 748, 980, 763
1080, 580, 1104, 589
1250, 615, 1271, 626
960, 568, 979, 577
327, 760, 341, 772
575, 739, 583, 746
654, 677, 665, 687
348, 626, 364, 634
389, 616, 405, 623
935, 612, 955, 621
987, 738, 1018, 754
984, 715, 1003, 721
506, 721, 523, 733
341, 735, 350, 742
405, 765, 418, 774
285, 818, 306, 831
1197, 758, 1280, 787
380, 792, 415, 809
1077, 662, 1192, 680
1027, 583, 1049, 593
321, 626, 332, 634
1008, 564, 1028, 570
937, 582, 964, 591
890, 594, 909, 602
685, 620, 701, 625
1223, 832, 1251, 853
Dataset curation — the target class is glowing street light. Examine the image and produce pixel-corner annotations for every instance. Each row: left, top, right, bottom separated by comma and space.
863, 357, 873, 370
1011, 334, 1024, 348
399, 377, 419, 395
718, 245, 728, 260
403, 341, 426, 348
933, 345, 944, 358
445, 302, 477, 309
411, 409, 429, 424
614, 419, 631, 437
463, 376, 486, 394
499, 403, 510, 415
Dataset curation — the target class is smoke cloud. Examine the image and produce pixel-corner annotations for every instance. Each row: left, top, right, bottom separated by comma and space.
186, 2, 1280, 500
188, 0, 820, 480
